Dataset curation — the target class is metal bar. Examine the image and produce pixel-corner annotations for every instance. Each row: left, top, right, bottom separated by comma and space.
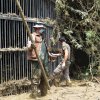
6, 0, 8, 13
23, 52, 25, 78
30, 60, 32, 78
22, 52, 24, 78
17, 21, 19, 48
19, 52, 21, 79
15, 0, 17, 13
20, 22, 22, 48
42, 0, 44, 18
29, 0, 31, 17
6, 20, 8, 48
23, 0, 24, 15
15, 21, 17, 47
4, 20, 6, 48
0, 19, 1, 48
0, 0, 2, 13
7, 53, 10, 82
7, 0, 10, 12
1, 0, 3, 13
4, 53, 7, 82
3, 0, 5, 13
14, 53, 16, 80
0, 19, 3, 84
18, 53, 21, 79
16, 52, 18, 80
9, 52, 11, 81
11, 20, 14, 47
36, 0, 38, 18
2, 53, 4, 82
0, 56, 3, 83
11, 0, 13, 13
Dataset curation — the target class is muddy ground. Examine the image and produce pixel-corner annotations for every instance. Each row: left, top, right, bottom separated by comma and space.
0, 80, 100, 100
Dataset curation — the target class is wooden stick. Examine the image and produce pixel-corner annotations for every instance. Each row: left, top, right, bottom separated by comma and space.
15, 0, 50, 90
93, 77, 100, 84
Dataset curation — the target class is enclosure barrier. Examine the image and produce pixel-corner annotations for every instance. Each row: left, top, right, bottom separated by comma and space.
0, 0, 55, 19
0, 0, 57, 96
0, 15, 58, 96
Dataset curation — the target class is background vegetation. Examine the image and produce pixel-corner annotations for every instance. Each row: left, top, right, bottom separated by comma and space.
53, 0, 100, 80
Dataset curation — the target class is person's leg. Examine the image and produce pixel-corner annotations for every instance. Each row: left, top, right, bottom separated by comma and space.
63, 61, 71, 86
63, 65, 71, 81
30, 61, 41, 98
53, 62, 62, 75
50, 62, 63, 86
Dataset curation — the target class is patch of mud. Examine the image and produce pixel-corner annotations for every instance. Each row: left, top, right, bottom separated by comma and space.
0, 80, 100, 100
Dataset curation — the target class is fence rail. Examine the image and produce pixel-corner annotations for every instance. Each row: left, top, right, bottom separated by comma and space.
0, 47, 27, 52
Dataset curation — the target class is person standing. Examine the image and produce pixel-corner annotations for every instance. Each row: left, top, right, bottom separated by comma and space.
51, 36, 72, 86
27, 23, 49, 98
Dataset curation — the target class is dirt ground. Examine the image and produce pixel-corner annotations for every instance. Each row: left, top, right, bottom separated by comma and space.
0, 80, 100, 100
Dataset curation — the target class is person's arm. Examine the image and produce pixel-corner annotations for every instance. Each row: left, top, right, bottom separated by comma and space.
48, 52, 61, 62
48, 52, 61, 57
27, 38, 32, 50
62, 49, 68, 67
27, 33, 35, 50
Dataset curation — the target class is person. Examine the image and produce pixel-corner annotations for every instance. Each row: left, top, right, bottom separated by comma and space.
27, 23, 49, 98
51, 36, 72, 87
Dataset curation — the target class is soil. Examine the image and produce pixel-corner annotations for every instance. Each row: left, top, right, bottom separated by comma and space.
0, 79, 100, 100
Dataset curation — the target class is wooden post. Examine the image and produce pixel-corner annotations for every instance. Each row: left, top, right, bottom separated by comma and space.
15, 0, 50, 90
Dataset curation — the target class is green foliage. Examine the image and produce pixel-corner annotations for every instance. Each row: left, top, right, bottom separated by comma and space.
85, 31, 96, 39
54, 0, 100, 78
56, 0, 66, 15
85, 30, 96, 47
